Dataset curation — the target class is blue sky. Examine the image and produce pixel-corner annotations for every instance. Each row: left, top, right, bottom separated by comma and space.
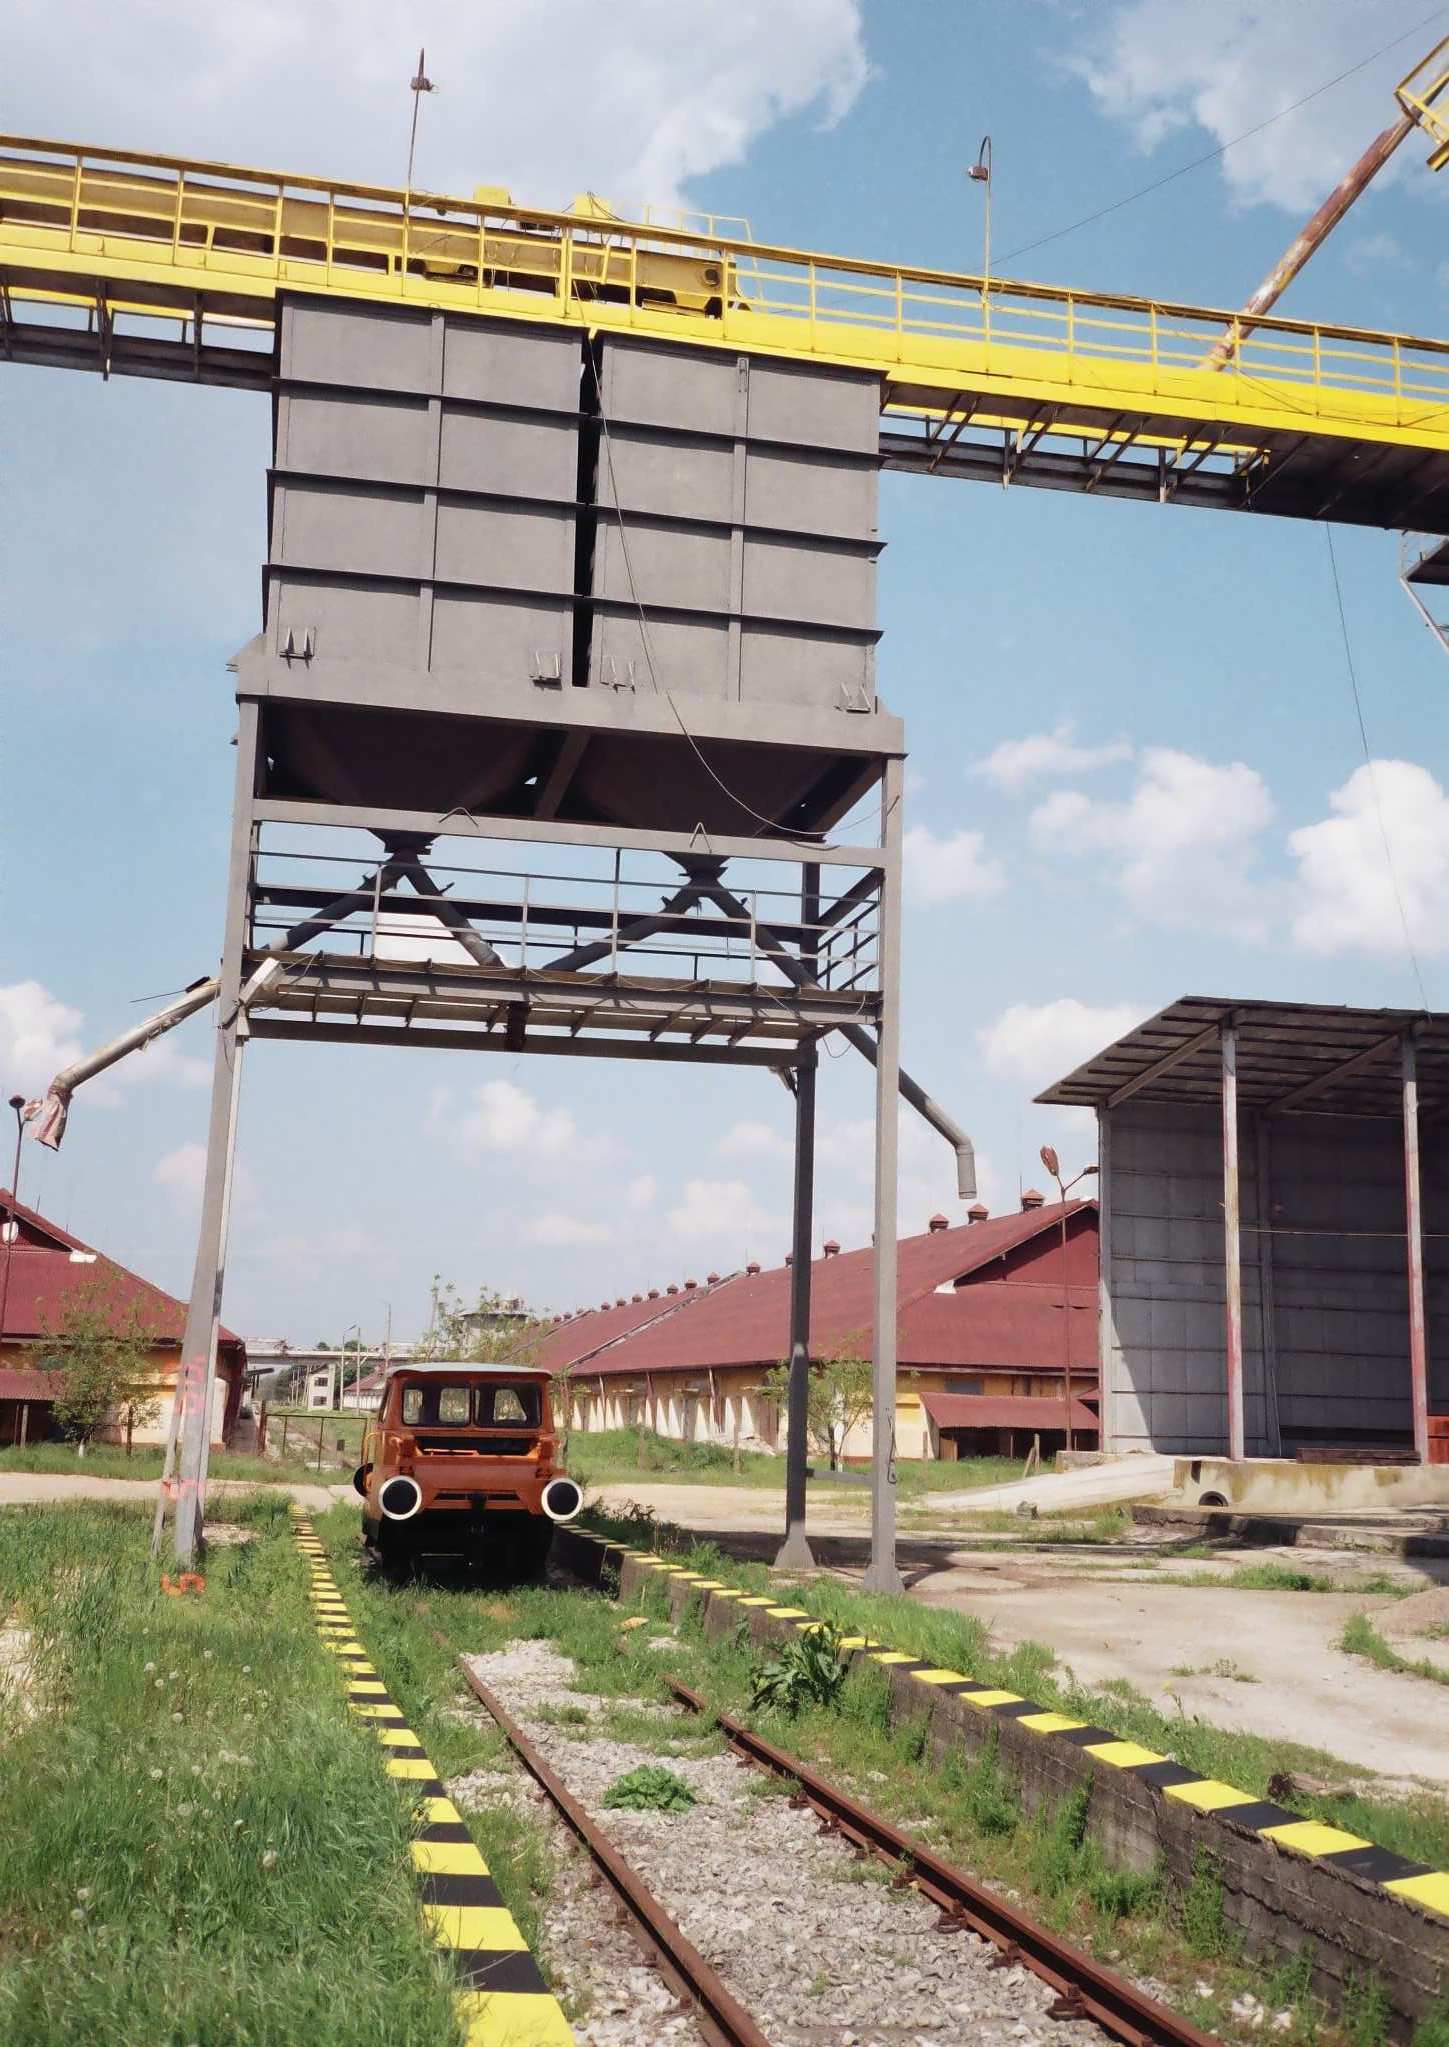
4, 0, 1449, 1342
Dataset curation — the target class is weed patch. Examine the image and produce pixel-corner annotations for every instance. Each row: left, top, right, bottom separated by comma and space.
601, 1764, 696, 1813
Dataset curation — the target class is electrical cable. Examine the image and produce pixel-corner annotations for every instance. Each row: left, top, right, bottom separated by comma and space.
999, 7, 1449, 267
1324, 524, 1431, 1012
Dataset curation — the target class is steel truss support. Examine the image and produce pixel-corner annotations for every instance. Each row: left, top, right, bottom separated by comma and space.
776, 863, 819, 1573
862, 760, 905, 1592
168, 704, 259, 1564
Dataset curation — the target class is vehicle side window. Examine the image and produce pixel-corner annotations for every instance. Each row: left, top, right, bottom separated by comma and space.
401, 1387, 423, 1426
488, 1385, 539, 1426
437, 1386, 471, 1425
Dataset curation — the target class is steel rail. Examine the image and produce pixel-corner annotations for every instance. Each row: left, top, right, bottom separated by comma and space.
455, 1659, 774, 2047
667, 1680, 1223, 2047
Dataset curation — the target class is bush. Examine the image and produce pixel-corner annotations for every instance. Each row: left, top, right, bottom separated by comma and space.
749, 1623, 847, 1719
601, 1764, 696, 1813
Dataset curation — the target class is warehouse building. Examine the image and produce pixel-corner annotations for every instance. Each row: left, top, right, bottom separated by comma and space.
0, 1192, 246, 1449
535, 1197, 1098, 1461
1039, 996, 1449, 1464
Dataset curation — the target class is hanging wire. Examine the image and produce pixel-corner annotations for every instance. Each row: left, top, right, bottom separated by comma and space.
999, 7, 1449, 266
1324, 524, 1431, 1013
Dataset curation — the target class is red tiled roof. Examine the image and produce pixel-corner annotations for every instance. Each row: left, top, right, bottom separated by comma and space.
0, 1192, 245, 1362
546, 1202, 1096, 1381
0, 1369, 67, 1401
920, 1391, 1098, 1432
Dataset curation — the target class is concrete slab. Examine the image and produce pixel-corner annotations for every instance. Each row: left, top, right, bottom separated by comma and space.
928, 1452, 1177, 1516
911, 1565, 1449, 1784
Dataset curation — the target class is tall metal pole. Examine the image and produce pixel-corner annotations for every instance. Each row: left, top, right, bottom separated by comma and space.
0, 1095, 27, 1351
1402, 1034, 1430, 1464
1221, 1022, 1245, 1462
173, 702, 259, 1565
777, 869, 819, 1571
862, 758, 904, 1594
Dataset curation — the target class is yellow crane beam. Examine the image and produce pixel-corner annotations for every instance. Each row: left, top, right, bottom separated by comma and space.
3, 134, 1449, 531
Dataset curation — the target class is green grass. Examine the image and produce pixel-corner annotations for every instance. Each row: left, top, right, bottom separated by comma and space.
0, 1495, 465, 2046
586, 1511, 1449, 1878
565, 1426, 1019, 1498
1341, 1611, 1449, 1689
0, 1439, 360, 1487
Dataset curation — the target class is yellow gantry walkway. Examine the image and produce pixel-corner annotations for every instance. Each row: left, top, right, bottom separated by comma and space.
3, 134, 1449, 533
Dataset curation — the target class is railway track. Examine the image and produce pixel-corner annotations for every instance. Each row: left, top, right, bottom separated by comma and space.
457, 1646, 1222, 2047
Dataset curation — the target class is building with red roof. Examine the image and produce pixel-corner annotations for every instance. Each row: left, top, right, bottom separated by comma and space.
534, 1195, 1098, 1461
0, 1191, 247, 1449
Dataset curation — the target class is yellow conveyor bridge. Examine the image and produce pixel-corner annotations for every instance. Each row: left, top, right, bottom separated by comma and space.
3, 133, 1449, 547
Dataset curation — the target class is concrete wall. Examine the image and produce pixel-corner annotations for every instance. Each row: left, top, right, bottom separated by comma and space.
1102, 1100, 1442, 1456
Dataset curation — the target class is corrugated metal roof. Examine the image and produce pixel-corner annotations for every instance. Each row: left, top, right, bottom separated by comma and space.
543, 1202, 1096, 1381
0, 1193, 245, 1359
1035, 995, 1449, 1120
0, 1369, 67, 1401
920, 1391, 1098, 1431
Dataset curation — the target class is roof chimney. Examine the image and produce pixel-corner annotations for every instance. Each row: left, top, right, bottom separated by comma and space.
967, 1202, 989, 1224
927, 1212, 949, 1233
647, 1288, 660, 1299
822, 1239, 840, 1257
745, 1261, 761, 1275
684, 1277, 698, 1290
1021, 1188, 1045, 1210
784, 1253, 793, 1267
615, 1298, 626, 1307
706, 1271, 721, 1285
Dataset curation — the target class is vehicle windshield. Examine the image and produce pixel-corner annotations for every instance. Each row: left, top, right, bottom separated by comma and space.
396, 1380, 543, 1428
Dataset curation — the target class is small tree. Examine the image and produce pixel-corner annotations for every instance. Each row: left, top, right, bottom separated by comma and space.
760, 1344, 874, 1470
412, 1277, 546, 1368
32, 1286, 161, 1457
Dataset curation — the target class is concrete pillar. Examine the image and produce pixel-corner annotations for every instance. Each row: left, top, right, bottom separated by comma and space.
1403, 1035, 1430, 1463
863, 756, 904, 1594
1222, 1021, 1245, 1461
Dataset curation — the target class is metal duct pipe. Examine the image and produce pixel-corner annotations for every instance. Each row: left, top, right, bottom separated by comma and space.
378, 1474, 424, 1521
540, 1476, 583, 1523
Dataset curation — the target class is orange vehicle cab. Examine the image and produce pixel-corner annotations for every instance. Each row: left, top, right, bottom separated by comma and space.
354, 1360, 581, 1573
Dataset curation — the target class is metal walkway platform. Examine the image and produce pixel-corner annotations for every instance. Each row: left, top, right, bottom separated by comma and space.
4, 135, 1449, 534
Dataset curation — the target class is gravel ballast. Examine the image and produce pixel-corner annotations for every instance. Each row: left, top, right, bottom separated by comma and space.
462, 1637, 1112, 2047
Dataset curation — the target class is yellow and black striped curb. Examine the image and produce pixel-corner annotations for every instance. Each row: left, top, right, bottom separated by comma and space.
292, 1518, 574, 2047
583, 1531, 1449, 1926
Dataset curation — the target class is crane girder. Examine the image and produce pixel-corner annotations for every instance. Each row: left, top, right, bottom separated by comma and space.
2, 133, 1449, 535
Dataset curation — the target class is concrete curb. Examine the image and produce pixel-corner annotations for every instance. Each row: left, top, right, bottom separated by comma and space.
558, 1525, 1449, 2032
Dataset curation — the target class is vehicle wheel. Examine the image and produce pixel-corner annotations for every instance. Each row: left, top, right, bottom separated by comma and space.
512, 1521, 554, 1583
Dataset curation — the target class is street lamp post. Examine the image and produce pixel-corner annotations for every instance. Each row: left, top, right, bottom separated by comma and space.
0, 1095, 27, 1351
968, 136, 993, 318
1039, 1147, 1098, 1460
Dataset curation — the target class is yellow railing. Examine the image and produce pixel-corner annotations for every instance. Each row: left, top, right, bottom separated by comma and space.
3, 134, 1449, 445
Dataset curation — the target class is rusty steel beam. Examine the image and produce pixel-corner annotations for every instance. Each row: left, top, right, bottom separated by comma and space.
1206, 108, 1417, 368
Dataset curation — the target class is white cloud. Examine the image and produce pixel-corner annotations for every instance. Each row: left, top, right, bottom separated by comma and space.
1072, 0, 1433, 213
12, 2, 870, 215
973, 723, 1132, 792
979, 998, 1145, 1094
1032, 746, 1275, 937
903, 826, 1007, 907
0, 981, 84, 1096
325, 1225, 372, 1257
667, 1177, 779, 1251
460, 1079, 578, 1159
153, 1142, 258, 1209
716, 1119, 791, 1160
1289, 759, 1449, 956
626, 1173, 657, 1210
525, 1212, 618, 1247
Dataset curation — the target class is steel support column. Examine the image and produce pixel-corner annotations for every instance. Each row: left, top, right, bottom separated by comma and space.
1096, 1108, 1116, 1452
776, 863, 819, 1572
862, 759, 904, 1594
1221, 1021, 1245, 1461
171, 704, 257, 1564
1403, 1034, 1431, 1463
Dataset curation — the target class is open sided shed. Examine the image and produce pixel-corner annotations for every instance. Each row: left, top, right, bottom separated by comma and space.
1038, 996, 1449, 1462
